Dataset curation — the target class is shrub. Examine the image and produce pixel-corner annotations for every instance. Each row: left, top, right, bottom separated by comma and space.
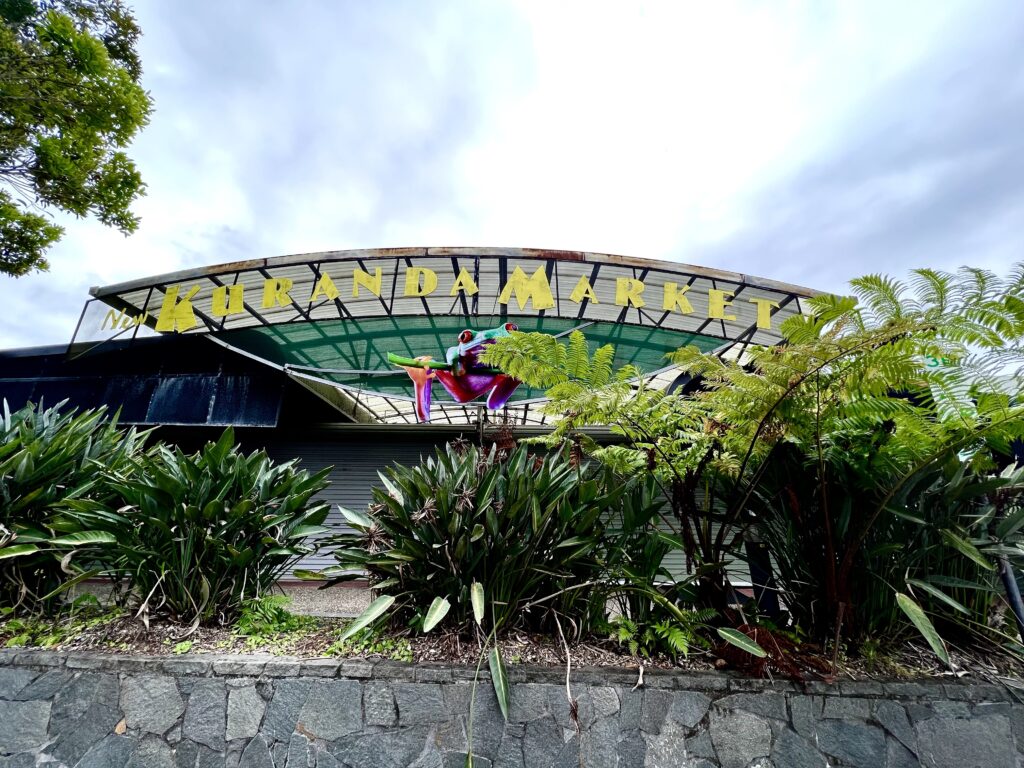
322, 442, 673, 637
87, 428, 331, 626
0, 400, 146, 613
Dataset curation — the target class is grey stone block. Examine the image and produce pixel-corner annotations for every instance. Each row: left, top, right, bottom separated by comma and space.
617, 687, 643, 731
50, 699, 122, 765
0, 699, 50, 754
0, 668, 38, 700
522, 715, 567, 768
414, 664, 453, 683
685, 727, 717, 761
715, 692, 784, 722
227, 685, 265, 741
51, 672, 119, 733
886, 737, 918, 768
196, 743, 227, 768
299, 658, 340, 678
13, 668, 72, 700
121, 675, 184, 735
65, 652, 119, 671
338, 659, 375, 679
769, 725, 824, 768
126, 734, 176, 768
915, 715, 1015, 768
443, 754, 490, 768
709, 709, 772, 768
238, 735, 274, 768
812, 719, 886, 768
507, 682, 552, 724
590, 687, 619, 720
174, 739, 198, 768
262, 659, 303, 677
116, 655, 165, 674
822, 696, 872, 720
873, 699, 917, 753
395, 681, 448, 726
364, 682, 397, 727
296, 680, 361, 740
10, 650, 62, 667
212, 659, 268, 677
644, 718, 689, 767
287, 733, 313, 768
639, 688, 672, 734
162, 657, 213, 677
610, 733, 643, 768
183, 679, 227, 751
261, 678, 311, 743
76, 733, 138, 768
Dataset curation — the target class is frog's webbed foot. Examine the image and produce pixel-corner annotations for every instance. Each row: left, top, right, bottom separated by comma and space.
399, 356, 435, 422
486, 375, 521, 410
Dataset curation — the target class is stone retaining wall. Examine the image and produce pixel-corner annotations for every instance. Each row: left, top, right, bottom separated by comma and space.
1, 649, 1021, 767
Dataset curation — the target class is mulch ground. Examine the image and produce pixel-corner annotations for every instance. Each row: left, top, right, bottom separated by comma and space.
6, 612, 1024, 688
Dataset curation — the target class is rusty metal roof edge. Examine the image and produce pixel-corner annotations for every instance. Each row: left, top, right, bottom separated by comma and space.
89, 246, 823, 299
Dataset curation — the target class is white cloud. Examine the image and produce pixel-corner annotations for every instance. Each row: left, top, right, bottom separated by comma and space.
0, 0, 1019, 348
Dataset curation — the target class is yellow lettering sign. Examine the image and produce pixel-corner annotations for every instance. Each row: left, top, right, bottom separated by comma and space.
498, 265, 555, 311
569, 275, 599, 304
708, 289, 736, 321
748, 297, 780, 330
211, 285, 245, 317
310, 273, 339, 302
262, 278, 294, 308
155, 285, 201, 333
615, 278, 645, 308
450, 268, 479, 296
662, 282, 694, 314
101, 308, 148, 330
404, 266, 437, 297
352, 267, 383, 298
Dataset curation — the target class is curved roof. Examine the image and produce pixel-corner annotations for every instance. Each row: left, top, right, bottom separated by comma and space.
81, 247, 821, 425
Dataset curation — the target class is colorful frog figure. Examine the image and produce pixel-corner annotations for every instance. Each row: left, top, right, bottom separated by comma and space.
396, 323, 522, 422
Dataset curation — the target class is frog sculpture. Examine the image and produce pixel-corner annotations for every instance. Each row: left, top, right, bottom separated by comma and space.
392, 323, 522, 422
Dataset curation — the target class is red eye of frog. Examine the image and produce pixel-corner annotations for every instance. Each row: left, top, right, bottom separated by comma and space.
504, 323, 518, 332
459, 330, 475, 344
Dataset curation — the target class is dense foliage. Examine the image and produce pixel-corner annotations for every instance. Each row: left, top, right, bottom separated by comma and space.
88, 428, 331, 626
319, 442, 696, 645
0, 0, 151, 276
481, 264, 1024, 660
1, 404, 331, 626
0, 400, 146, 611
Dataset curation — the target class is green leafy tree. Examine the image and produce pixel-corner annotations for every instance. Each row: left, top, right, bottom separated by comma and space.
0, 0, 151, 276
481, 264, 1024, 653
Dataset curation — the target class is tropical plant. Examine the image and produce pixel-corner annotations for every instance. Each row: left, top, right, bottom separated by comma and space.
316, 441, 680, 638
0, 399, 146, 612
80, 428, 331, 626
481, 263, 1024, 659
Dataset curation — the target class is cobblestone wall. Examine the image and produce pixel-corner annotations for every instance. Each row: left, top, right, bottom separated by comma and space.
1, 649, 1021, 767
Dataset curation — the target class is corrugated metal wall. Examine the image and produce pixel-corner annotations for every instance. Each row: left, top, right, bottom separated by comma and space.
263, 434, 454, 575
262, 433, 747, 585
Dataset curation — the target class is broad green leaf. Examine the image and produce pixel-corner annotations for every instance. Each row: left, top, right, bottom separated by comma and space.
340, 595, 395, 641
896, 592, 949, 666
423, 596, 451, 633
48, 531, 117, 546
471, 582, 485, 627
940, 529, 995, 571
0, 543, 39, 559
340, 506, 373, 529
292, 569, 326, 581
716, 628, 767, 658
926, 574, 998, 593
489, 645, 510, 720
907, 579, 969, 614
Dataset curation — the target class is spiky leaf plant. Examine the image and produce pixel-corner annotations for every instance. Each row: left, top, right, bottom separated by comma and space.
0, 400, 147, 613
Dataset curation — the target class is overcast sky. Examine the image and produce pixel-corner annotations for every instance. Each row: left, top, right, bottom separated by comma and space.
2, 0, 1022, 348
